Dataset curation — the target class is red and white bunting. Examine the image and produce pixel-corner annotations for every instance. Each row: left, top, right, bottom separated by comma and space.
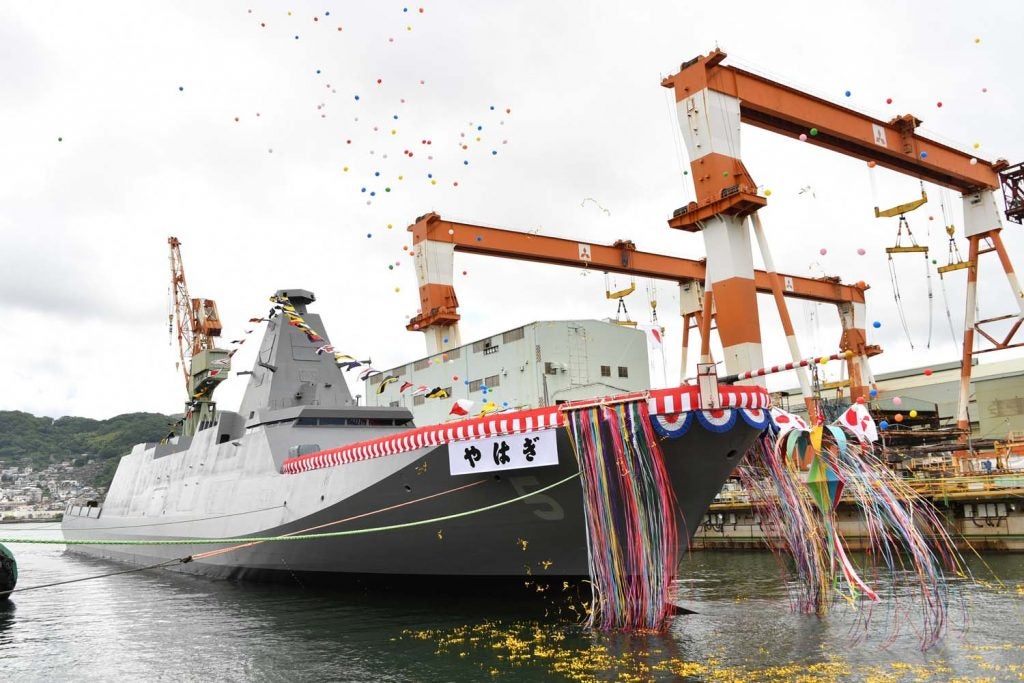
281, 385, 771, 474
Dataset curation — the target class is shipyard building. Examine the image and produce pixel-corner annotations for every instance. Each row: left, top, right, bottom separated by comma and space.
364, 320, 653, 424
777, 356, 1024, 439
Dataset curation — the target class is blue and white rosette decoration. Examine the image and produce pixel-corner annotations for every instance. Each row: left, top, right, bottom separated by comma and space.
695, 408, 738, 433
650, 411, 695, 439
738, 407, 771, 430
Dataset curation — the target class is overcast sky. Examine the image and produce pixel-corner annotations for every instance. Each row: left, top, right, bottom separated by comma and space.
2, 1, 1022, 420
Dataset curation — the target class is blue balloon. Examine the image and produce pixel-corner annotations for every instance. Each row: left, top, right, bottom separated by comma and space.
872, 321, 881, 328
869, 388, 878, 398
879, 420, 889, 430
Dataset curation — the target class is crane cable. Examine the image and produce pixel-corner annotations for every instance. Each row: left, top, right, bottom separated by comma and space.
662, 86, 692, 198
924, 202, 935, 349
938, 189, 962, 349
870, 169, 932, 349
886, 251, 916, 349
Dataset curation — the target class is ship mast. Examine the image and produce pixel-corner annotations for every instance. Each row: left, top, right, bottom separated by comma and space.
168, 237, 229, 436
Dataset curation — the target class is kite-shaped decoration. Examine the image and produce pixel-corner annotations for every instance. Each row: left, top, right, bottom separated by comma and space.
806, 451, 844, 513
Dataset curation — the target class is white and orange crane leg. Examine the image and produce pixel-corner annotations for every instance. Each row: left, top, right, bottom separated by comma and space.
410, 237, 462, 356
667, 71, 767, 385
956, 190, 1024, 433
750, 214, 815, 416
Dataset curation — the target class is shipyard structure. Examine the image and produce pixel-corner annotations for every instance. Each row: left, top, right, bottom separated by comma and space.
364, 320, 654, 424
699, 357, 1024, 552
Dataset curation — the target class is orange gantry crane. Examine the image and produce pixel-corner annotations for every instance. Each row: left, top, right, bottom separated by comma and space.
406, 212, 879, 413
168, 237, 229, 435
660, 49, 1022, 433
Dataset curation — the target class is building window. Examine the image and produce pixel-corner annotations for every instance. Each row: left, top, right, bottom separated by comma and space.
472, 339, 492, 353
388, 401, 400, 408
600, 365, 611, 377
445, 348, 461, 361
370, 374, 383, 386
413, 395, 425, 406
618, 366, 628, 378
469, 379, 483, 392
485, 375, 500, 388
483, 345, 499, 356
413, 358, 430, 370
964, 504, 973, 518
502, 327, 525, 344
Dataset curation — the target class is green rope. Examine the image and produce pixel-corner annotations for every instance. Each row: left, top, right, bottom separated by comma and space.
0, 472, 580, 547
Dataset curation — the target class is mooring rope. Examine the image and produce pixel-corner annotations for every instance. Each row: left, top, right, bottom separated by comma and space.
1, 557, 193, 597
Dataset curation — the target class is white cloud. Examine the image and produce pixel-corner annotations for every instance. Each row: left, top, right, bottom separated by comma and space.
2, 1, 1022, 418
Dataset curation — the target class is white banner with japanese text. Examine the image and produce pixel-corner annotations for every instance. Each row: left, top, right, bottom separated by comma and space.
448, 427, 559, 475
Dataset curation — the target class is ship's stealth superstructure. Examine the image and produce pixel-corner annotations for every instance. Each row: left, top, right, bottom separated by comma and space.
63, 290, 769, 583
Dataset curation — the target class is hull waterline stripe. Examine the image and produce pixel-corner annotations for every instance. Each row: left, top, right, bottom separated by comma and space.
7, 472, 580, 548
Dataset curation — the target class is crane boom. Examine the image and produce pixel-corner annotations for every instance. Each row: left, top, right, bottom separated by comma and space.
663, 50, 1023, 436
405, 212, 878, 406
167, 237, 228, 436
662, 50, 1003, 211
406, 212, 866, 313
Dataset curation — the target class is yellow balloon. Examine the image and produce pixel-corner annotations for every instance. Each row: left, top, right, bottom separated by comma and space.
819, 356, 829, 364
909, 409, 918, 418
764, 189, 772, 196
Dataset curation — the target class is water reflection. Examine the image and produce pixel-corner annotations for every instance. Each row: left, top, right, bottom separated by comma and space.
0, 532, 1021, 682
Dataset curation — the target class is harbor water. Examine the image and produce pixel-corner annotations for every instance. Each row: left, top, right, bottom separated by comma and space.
1, 525, 1022, 682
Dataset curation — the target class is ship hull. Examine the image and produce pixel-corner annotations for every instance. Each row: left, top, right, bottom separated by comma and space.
63, 410, 762, 583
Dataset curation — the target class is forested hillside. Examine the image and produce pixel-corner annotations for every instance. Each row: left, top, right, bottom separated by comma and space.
0, 411, 177, 469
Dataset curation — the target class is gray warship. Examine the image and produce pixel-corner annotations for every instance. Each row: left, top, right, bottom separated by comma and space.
63, 289, 770, 584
